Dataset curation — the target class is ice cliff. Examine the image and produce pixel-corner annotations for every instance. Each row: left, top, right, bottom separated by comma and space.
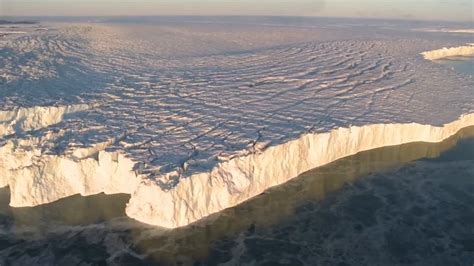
0, 105, 138, 203
421, 44, 474, 60
1, 110, 473, 227
126, 114, 474, 227
1, 23, 473, 228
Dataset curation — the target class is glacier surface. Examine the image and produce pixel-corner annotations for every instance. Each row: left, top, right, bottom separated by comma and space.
1, 19, 473, 228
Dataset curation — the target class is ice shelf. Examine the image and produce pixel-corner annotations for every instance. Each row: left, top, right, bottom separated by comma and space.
1, 22, 473, 228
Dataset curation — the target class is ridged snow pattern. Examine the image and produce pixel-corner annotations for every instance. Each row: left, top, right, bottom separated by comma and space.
1, 23, 473, 228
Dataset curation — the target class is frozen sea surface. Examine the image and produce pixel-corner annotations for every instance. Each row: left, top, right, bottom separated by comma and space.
0, 125, 473, 265
1, 17, 473, 189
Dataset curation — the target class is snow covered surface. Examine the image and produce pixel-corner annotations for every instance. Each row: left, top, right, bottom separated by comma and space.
1, 18, 473, 228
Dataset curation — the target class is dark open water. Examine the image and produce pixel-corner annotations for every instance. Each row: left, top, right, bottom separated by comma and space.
1, 126, 473, 265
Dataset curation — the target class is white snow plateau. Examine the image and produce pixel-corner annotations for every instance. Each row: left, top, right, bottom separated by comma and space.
1, 18, 473, 228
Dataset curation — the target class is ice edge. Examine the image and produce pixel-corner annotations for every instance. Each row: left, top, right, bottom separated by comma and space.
125, 112, 474, 228
1, 110, 473, 228
0, 104, 92, 137
421, 43, 474, 60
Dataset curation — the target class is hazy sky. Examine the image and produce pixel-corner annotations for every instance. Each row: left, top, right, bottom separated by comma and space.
1, 0, 473, 22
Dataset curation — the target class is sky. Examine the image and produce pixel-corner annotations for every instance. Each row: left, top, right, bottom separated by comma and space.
1, 0, 473, 22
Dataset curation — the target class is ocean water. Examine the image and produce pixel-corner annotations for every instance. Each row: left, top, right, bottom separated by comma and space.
435, 55, 474, 76
1, 126, 473, 265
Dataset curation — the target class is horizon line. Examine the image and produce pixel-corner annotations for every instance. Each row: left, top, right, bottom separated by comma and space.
1, 14, 472, 24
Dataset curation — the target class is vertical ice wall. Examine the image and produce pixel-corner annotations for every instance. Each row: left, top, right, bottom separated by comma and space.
126, 114, 474, 228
